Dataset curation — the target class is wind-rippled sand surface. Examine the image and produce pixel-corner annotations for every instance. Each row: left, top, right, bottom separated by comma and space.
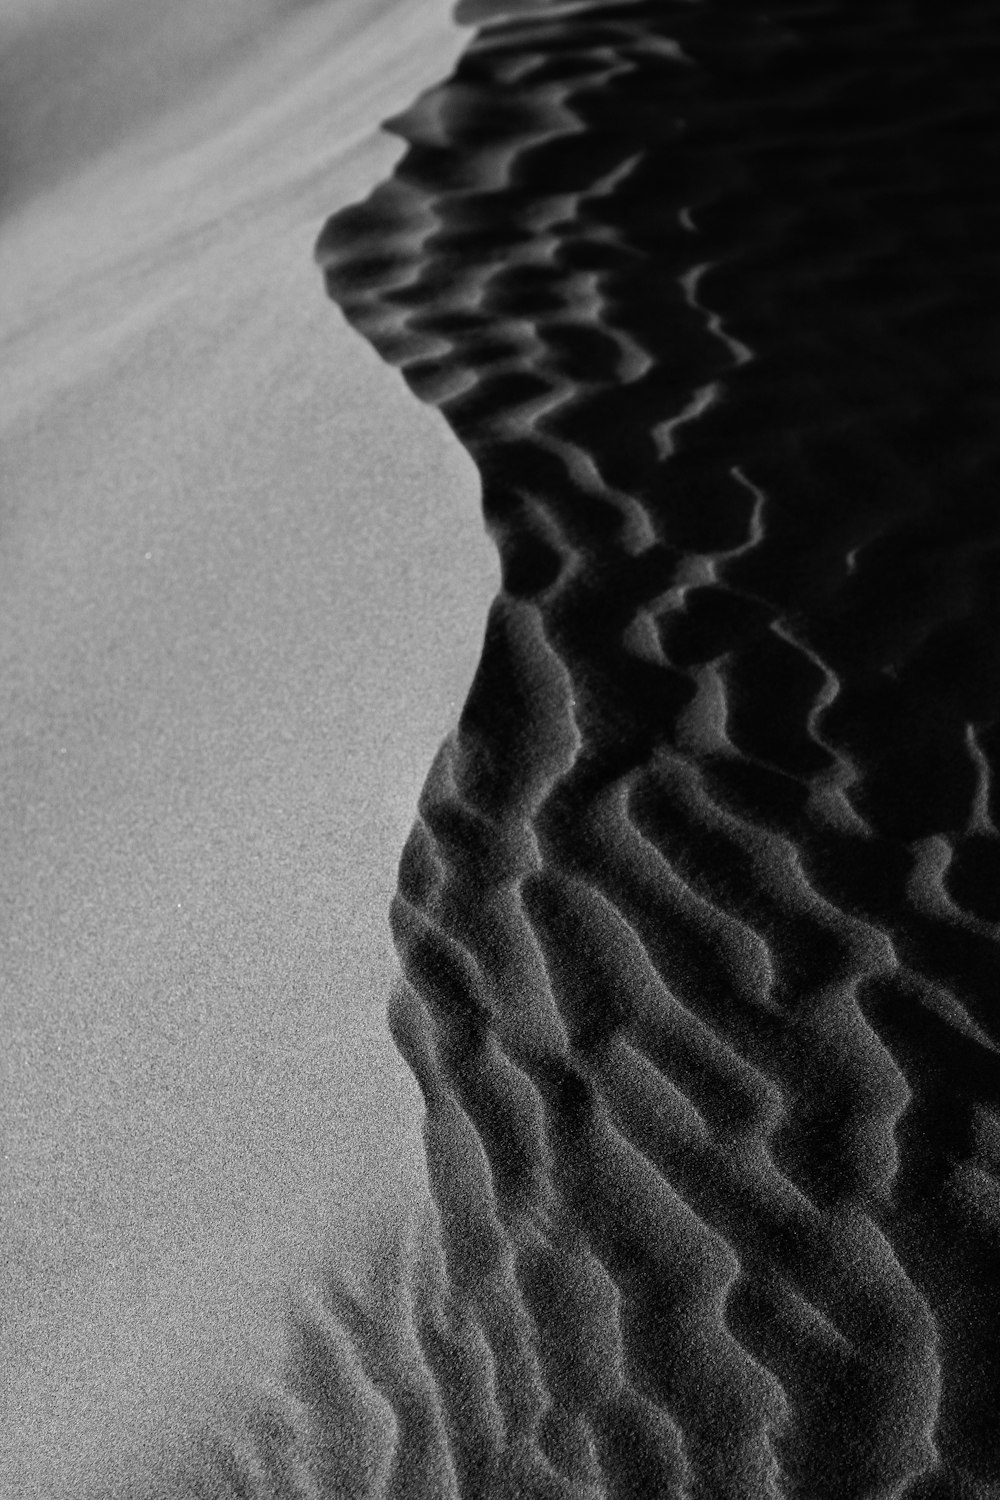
0, 1, 495, 1495
313, 1, 1000, 1496
7, 0, 1000, 1496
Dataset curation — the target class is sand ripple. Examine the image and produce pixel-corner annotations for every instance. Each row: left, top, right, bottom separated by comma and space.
272, 0, 1000, 1493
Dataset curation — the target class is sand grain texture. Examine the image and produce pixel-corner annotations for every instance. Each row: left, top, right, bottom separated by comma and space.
6, 0, 1000, 1495
309, 1, 1000, 1496
0, 1, 496, 1495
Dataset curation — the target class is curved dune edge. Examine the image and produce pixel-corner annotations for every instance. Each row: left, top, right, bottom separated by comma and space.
172, 1, 999, 1497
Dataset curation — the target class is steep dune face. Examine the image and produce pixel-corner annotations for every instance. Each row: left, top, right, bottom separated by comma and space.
311, 1, 1000, 1495
0, 2, 497, 1496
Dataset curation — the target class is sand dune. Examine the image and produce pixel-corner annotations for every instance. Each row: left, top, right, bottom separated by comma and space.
308, 1, 1000, 1495
6, 0, 1000, 1495
0, 1, 496, 1495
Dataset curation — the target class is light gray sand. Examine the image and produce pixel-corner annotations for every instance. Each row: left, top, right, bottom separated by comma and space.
0, 2, 494, 1492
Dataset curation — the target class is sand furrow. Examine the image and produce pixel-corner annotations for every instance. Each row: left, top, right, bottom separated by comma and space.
312, 0, 1000, 1494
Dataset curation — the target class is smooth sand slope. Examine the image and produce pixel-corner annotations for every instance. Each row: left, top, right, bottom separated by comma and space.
0, 2, 496, 1495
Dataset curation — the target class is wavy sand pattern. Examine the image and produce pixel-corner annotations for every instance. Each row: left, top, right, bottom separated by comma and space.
173, 1, 1000, 1495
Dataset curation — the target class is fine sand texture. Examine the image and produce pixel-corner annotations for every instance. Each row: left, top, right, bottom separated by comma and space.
313, 1, 1000, 1497
0, 1, 497, 1496
6, 1, 1000, 1498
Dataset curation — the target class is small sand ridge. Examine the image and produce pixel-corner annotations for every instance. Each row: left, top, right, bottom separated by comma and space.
304, 0, 1000, 1496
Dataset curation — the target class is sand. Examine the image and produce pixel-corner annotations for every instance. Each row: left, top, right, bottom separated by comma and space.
6, 0, 1000, 1497
313, 1, 1000, 1496
0, 1, 496, 1495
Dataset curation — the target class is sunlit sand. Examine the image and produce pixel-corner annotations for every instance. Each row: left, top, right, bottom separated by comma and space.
0, 2, 495, 1493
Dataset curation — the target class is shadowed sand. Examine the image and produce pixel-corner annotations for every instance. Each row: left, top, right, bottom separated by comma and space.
304, 1, 1000, 1496
0, 1, 496, 1495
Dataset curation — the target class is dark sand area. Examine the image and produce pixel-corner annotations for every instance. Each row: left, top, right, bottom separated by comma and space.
6, 0, 1000, 1496
310, 1, 1000, 1496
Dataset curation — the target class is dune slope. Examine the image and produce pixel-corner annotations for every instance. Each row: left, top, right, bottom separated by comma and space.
0, 2, 495, 1496
304, 1, 1000, 1496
